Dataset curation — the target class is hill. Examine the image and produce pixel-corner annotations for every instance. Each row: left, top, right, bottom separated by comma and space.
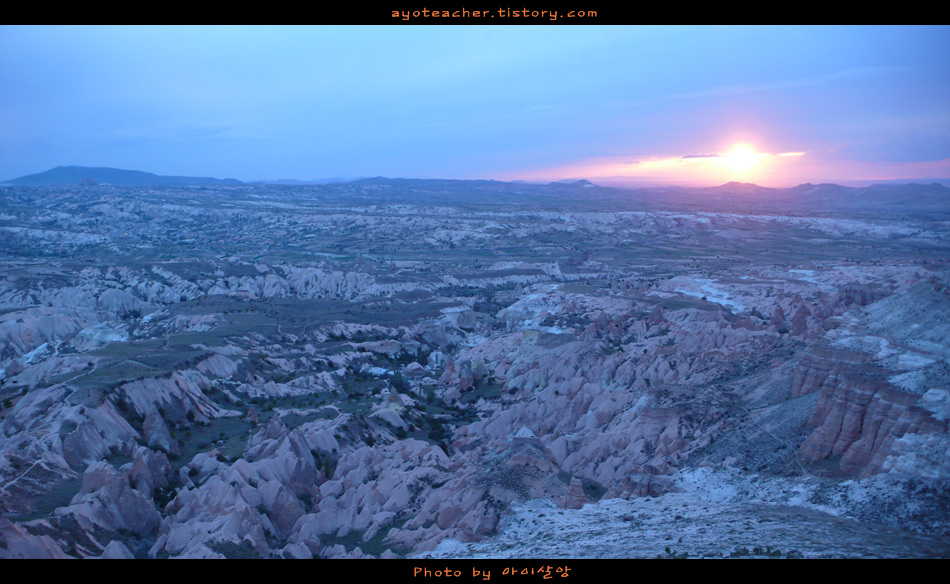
4, 166, 244, 187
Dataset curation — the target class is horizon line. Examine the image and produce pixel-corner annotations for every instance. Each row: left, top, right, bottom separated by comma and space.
5, 165, 950, 190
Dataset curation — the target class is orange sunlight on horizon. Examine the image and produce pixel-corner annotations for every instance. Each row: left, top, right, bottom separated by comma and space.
513, 144, 808, 187
506, 146, 950, 188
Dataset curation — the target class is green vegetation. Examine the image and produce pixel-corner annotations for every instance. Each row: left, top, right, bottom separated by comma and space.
169, 416, 253, 470
319, 518, 410, 558
11, 476, 83, 522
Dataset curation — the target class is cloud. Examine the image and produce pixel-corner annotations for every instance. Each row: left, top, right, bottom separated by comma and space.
669, 66, 912, 101
682, 153, 721, 159
827, 128, 950, 163
101, 120, 257, 143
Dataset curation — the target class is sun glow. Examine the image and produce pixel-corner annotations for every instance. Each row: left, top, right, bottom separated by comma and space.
512, 144, 829, 187
719, 144, 766, 173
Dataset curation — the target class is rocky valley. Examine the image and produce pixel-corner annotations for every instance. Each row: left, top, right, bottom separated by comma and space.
1, 178, 948, 559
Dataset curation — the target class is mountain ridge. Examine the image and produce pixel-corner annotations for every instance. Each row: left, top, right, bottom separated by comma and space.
3, 165, 244, 187
4, 166, 949, 214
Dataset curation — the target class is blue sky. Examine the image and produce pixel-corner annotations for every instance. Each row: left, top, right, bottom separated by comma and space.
2, 25, 948, 186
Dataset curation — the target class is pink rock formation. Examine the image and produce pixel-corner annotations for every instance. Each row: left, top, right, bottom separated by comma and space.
143, 412, 180, 458
404, 361, 427, 377
795, 348, 949, 477
56, 461, 161, 536
118, 371, 234, 425
0, 518, 70, 559
97, 540, 135, 559
125, 447, 172, 498
562, 478, 586, 509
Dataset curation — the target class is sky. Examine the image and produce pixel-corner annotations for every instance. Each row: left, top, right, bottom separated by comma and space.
1, 25, 949, 187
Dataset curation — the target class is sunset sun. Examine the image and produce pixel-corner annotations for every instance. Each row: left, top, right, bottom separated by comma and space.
720, 144, 765, 173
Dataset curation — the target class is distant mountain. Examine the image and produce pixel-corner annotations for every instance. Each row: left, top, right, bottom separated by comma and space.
787, 182, 854, 195
551, 179, 596, 188
781, 182, 950, 208
865, 178, 950, 188
4, 166, 244, 187
710, 181, 776, 195
610, 180, 950, 215
257, 177, 367, 185
4, 169, 948, 215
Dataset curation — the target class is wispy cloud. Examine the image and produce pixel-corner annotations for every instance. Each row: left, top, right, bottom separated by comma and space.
101, 120, 258, 142
669, 66, 912, 100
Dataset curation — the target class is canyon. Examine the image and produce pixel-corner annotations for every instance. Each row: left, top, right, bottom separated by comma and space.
0, 178, 948, 558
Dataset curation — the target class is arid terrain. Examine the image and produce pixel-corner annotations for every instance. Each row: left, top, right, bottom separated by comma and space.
1, 178, 948, 558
